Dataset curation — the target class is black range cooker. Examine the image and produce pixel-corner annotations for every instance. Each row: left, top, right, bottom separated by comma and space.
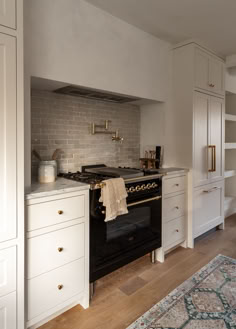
59, 165, 163, 292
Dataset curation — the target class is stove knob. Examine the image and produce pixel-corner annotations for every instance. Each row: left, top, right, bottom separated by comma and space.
151, 182, 158, 188
141, 184, 146, 190
146, 183, 152, 189
129, 187, 135, 193
135, 185, 141, 192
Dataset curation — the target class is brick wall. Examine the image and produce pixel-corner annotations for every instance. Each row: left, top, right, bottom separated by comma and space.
31, 90, 140, 177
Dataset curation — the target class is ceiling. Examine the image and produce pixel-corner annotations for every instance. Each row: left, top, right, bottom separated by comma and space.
85, 0, 236, 56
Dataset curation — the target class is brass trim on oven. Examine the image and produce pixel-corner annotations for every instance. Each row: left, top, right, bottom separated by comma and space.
128, 196, 161, 208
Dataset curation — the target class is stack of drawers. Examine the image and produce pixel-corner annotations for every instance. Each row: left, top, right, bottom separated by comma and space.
26, 189, 89, 329
156, 173, 187, 262
0, 246, 17, 328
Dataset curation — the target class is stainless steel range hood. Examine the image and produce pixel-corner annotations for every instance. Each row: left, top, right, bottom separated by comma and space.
54, 85, 140, 104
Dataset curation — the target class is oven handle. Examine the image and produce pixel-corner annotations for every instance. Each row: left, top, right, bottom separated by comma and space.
128, 196, 162, 208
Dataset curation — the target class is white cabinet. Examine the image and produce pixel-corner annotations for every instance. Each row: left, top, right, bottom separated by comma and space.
0, 247, 16, 297
195, 48, 225, 96
0, 0, 16, 29
193, 92, 224, 187
193, 180, 224, 238
169, 41, 225, 246
0, 292, 16, 329
0, 33, 17, 243
26, 189, 89, 328
156, 173, 187, 263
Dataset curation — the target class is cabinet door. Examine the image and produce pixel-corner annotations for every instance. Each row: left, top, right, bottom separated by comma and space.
193, 92, 210, 187
209, 96, 224, 182
0, 292, 16, 329
0, 0, 15, 29
0, 34, 17, 243
193, 180, 224, 238
209, 57, 224, 95
195, 49, 209, 91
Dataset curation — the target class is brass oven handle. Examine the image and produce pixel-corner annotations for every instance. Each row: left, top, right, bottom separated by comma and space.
128, 196, 161, 208
208, 145, 216, 172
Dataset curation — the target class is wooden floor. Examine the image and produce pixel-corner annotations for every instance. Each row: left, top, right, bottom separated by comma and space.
40, 215, 236, 329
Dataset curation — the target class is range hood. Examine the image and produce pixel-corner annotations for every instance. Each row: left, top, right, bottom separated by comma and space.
54, 85, 140, 104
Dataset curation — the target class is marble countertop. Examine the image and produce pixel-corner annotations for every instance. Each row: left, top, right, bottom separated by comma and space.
25, 178, 89, 200
158, 167, 189, 175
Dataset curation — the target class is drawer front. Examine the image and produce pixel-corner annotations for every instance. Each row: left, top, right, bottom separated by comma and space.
0, 0, 16, 29
163, 175, 187, 195
164, 216, 185, 248
0, 246, 16, 297
163, 193, 186, 222
0, 291, 16, 329
28, 224, 85, 279
27, 194, 85, 231
28, 258, 85, 321
193, 181, 224, 238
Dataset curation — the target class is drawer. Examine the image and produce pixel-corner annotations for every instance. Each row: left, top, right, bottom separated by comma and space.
0, 291, 16, 329
163, 175, 187, 195
0, 246, 16, 297
28, 258, 85, 321
27, 194, 85, 231
28, 224, 85, 279
163, 193, 186, 222
164, 216, 185, 248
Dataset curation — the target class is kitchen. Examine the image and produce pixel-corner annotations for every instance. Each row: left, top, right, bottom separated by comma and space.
1, 0, 236, 329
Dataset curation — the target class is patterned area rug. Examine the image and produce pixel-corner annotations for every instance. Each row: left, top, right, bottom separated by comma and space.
127, 254, 236, 329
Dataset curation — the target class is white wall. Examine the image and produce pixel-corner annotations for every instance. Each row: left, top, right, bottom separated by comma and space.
24, 0, 172, 186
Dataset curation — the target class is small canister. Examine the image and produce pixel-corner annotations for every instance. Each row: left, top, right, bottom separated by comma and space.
38, 160, 57, 183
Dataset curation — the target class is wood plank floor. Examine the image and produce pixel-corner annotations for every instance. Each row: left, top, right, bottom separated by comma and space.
39, 215, 236, 329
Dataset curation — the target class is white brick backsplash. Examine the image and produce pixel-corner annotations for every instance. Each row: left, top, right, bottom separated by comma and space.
31, 90, 140, 177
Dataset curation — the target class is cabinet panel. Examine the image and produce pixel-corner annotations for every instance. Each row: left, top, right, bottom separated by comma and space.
193, 93, 210, 186
0, 0, 15, 29
28, 258, 85, 321
163, 216, 185, 248
27, 194, 85, 231
209, 58, 224, 95
28, 224, 85, 279
0, 292, 16, 329
193, 181, 224, 238
163, 193, 186, 223
195, 49, 209, 91
0, 246, 16, 297
163, 175, 187, 195
209, 97, 224, 182
0, 33, 17, 243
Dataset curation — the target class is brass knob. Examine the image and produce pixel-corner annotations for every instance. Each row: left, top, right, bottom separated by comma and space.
129, 187, 135, 193
151, 182, 158, 188
135, 185, 141, 191
176, 229, 179, 233
141, 184, 146, 190
58, 210, 63, 215
102, 210, 105, 214
175, 206, 179, 210
58, 284, 63, 290
175, 184, 179, 187
147, 183, 151, 189
58, 247, 63, 252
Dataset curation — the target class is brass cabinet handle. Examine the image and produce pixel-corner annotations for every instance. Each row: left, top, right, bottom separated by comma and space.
58, 210, 63, 215
175, 184, 179, 187
176, 229, 179, 232
175, 206, 179, 210
203, 187, 219, 193
209, 83, 215, 87
58, 284, 63, 290
58, 247, 63, 252
208, 145, 216, 172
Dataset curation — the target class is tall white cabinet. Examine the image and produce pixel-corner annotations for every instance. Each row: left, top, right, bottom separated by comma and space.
0, 1, 24, 328
166, 41, 225, 247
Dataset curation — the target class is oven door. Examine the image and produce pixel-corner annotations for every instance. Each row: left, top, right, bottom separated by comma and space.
90, 190, 162, 282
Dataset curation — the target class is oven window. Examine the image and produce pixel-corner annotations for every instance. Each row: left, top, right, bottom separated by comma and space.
106, 207, 150, 241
